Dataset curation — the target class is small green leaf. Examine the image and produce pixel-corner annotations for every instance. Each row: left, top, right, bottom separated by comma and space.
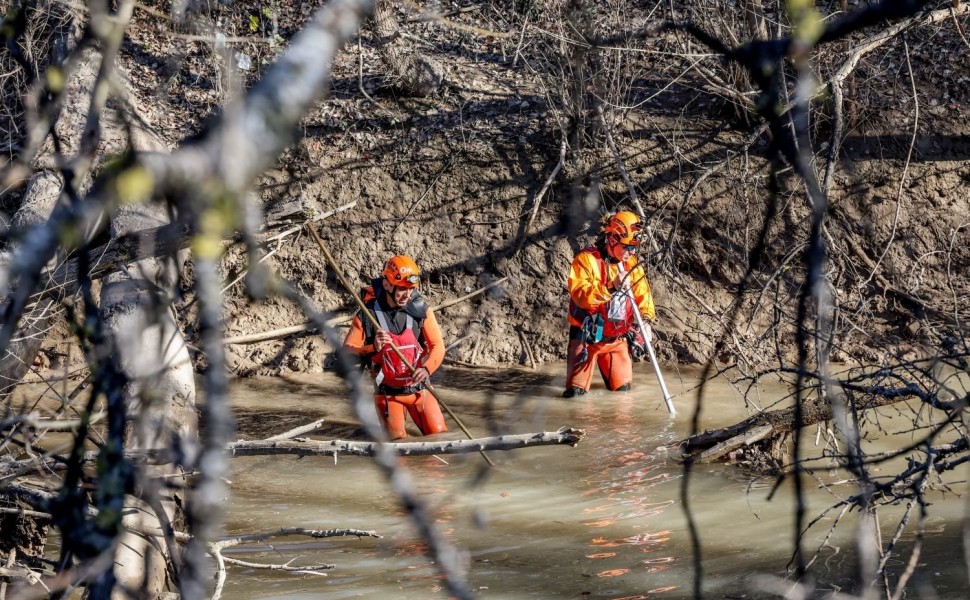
115, 166, 155, 205
46, 66, 64, 93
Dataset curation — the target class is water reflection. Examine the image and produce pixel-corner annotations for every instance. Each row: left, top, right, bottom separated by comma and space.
220, 364, 969, 599
562, 391, 681, 593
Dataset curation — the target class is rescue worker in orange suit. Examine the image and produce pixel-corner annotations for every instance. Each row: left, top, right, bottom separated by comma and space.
563, 210, 656, 398
343, 255, 448, 439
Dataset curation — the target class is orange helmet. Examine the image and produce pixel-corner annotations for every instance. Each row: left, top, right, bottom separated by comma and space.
602, 211, 642, 245
383, 255, 421, 288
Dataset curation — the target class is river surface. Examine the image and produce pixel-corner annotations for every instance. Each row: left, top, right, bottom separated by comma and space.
218, 363, 969, 599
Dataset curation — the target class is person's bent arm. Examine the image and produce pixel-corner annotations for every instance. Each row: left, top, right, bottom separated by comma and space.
418, 308, 445, 377
343, 314, 375, 356
567, 252, 612, 312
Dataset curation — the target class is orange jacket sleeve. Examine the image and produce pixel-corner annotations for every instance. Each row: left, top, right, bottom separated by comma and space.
419, 308, 445, 374
343, 313, 376, 356
624, 257, 656, 322
567, 250, 612, 312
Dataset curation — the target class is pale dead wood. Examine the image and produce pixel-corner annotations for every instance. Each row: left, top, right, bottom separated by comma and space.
434, 276, 509, 311
0, 507, 52, 519
4, 427, 583, 474
227, 428, 586, 458
222, 314, 351, 345
210, 541, 228, 600
260, 201, 358, 245
219, 555, 333, 573
356, 36, 381, 107
444, 332, 476, 352
208, 527, 381, 599
0, 564, 50, 593
953, 4, 970, 49
263, 419, 326, 441
517, 327, 536, 369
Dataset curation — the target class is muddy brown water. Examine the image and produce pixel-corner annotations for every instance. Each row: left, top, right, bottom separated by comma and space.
218, 364, 969, 599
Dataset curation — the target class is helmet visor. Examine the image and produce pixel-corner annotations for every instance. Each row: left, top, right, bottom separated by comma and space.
388, 273, 421, 288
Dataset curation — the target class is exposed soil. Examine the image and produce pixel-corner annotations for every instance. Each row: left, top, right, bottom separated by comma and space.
18, 1, 970, 383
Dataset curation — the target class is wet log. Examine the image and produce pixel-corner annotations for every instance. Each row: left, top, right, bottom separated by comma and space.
675, 392, 912, 463
226, 428, 586, 458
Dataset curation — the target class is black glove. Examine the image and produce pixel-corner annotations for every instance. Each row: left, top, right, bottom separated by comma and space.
626, 330, 647, 362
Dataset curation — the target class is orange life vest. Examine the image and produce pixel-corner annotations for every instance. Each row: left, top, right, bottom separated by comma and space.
372, 303, 423, 389
359, 279, 429, 393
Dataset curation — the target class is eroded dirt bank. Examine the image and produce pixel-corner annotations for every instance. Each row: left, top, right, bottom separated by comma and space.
12, 0, 969, 383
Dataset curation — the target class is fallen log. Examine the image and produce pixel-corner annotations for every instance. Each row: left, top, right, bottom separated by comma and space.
227, 427, 586, 458
1, 428, 585, 479
674, 389, 923, 464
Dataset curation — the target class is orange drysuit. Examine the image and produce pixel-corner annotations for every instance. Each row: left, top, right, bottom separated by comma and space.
344, 281, 447, 439
565, 244, 655, 393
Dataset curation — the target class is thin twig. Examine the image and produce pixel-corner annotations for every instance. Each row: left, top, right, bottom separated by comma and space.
859, 36, 918, 288
393, 158, 453, 234
514, 135, 566, 255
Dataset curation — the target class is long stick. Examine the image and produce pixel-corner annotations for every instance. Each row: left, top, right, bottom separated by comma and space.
619, 263, 675, 416
307, 226, 494, 466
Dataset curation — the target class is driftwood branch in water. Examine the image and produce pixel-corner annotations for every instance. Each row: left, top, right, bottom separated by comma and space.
213, 527, 381, 549
209, 528, 381, 600
227, 427, 585, 457
3, 427, 584, 475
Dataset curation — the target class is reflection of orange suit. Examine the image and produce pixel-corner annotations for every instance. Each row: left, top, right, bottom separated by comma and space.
565, 244, 654, 392
344, 281, 447, 439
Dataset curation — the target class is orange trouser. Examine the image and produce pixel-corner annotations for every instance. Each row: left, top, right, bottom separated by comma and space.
375, 389, 447, 440
565, 337, 632, 392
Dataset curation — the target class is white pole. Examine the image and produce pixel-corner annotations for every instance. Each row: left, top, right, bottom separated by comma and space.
619, 263, 675, 416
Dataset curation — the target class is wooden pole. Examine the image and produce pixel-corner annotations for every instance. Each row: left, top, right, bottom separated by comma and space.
306, 225, 494, 466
